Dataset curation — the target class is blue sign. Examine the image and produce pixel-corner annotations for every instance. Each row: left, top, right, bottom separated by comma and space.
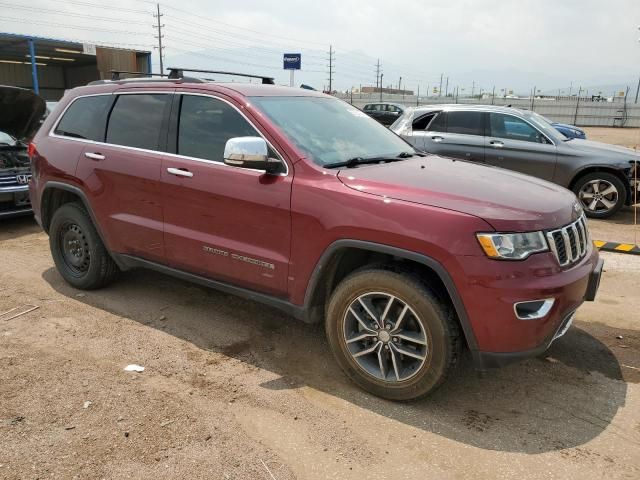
283, 53, 301, 70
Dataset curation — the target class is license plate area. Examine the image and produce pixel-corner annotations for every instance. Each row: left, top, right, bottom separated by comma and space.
14, 191, 31, 206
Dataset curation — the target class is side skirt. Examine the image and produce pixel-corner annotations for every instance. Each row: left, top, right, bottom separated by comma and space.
111, 253, 308, 322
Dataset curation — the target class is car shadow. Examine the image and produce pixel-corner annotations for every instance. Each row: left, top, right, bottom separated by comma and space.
0, 214, 39, 240
42, 267, 629, 454
591, 206, 639, 227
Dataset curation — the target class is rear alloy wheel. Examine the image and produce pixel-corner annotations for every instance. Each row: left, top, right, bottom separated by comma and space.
326, 268, 461, 400
573, 172, 626, 218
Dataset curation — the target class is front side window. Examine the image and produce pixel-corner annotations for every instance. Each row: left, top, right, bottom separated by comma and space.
54, 95, 111, 141
106, 94, 171, 150
489, 113, 543, 143
177, 95, 258, 162
446, 111, 484, 136
250, 96, 414, 166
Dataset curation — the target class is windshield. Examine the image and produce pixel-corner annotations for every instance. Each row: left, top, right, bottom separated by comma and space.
524, 111, 567, 140
249, 96, 414, 166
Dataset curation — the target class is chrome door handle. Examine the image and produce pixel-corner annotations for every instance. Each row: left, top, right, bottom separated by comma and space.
84, 152, 105, 161
167, 167, 194, 178
431, 136, 444, 142
489, 140, 504, 148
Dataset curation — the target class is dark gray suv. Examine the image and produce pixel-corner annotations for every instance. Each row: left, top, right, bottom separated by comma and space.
391, 104, 639, 218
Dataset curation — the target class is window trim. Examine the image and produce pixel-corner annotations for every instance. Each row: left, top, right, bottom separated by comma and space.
49, 91, 289, 177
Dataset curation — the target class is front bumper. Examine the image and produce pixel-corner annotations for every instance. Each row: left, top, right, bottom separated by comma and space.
450, 245, 602, 367
0, 185, 32, 219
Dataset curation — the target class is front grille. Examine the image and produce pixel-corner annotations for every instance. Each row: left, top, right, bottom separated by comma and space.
546, 215, 589, 267
0, 173, 31, 188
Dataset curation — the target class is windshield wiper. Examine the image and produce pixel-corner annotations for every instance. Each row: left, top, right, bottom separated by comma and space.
324, 152, 421, 169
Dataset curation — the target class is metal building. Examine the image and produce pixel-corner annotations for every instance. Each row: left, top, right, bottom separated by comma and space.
0, 33, 152, 100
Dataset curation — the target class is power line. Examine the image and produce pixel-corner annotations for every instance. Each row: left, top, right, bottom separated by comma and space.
0, 2, 148, 25
0, 16, 151, 36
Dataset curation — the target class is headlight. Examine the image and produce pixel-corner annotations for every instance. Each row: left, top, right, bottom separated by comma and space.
476, 231, 548, 260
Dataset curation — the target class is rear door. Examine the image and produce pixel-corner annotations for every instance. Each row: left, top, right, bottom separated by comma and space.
485, 112, 557, 180
421, 111, 486, 162
74, 91, 172, 262
160, 92, 292, 297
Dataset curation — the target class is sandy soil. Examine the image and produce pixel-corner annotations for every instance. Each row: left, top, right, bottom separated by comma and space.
1, 214, 639, 480
582, 127, 640, 149
1, 127, 639, 479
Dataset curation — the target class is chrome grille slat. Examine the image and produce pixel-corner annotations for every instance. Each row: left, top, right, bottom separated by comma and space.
547, 215, 589, 267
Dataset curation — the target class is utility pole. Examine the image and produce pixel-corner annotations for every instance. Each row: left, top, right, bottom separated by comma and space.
416, 85, 420, 106
327, 45, 335, 93
491, 85, 495, 105
439, 73, 443, 97
380, 73, 384, 101
635, 75, 640, 103
153, 3, 165, 75
375, 59, 381, 90
445, 77, 449, 97
471, 80, 475, 97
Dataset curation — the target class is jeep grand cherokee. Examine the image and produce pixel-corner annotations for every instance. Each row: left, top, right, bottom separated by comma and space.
28, 72, 603, 400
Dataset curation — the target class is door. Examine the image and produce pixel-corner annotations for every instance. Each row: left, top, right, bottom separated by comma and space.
485, 112, 557, 180
73, 92, 172, 262
419, 111, 486, 162
161, 93, 292, 297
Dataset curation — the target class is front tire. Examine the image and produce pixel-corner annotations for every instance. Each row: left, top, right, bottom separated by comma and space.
49, 202, 119, 290
573, 172, 626, 218
325, 268, 461, 401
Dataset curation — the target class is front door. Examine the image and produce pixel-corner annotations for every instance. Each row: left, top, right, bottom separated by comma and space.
419, 110, 486, 163
160, 93, 292, 297
484, 112, 557, 181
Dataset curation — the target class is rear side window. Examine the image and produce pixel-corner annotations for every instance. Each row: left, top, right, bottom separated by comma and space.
106, 94, 171, 150
177, 95, 258, 162
363, 104, 372, 111
446, 111, 484, 136
412, 112, 436, 131
54, 95, 111, 141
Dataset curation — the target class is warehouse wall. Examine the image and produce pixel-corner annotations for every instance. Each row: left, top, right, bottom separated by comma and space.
0, 63, 65, 100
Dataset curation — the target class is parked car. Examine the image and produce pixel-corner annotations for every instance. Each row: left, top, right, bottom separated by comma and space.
0, 85, 45, 218
30, 75, 602, 400
391, 105, 638, 218
546, 117, 586, 140
362, 102, 405, 126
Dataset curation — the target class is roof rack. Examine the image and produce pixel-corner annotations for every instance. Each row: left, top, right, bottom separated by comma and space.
167, 67, 275, 85
109, 70, 166, 81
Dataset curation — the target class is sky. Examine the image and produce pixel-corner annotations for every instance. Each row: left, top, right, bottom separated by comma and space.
1, 0, 639, 94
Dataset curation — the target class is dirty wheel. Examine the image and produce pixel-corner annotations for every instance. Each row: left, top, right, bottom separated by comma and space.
326, 267, 461, 400
49, 202, 119, 289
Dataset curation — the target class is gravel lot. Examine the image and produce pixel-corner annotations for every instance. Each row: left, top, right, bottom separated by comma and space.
1, 128, 639, 479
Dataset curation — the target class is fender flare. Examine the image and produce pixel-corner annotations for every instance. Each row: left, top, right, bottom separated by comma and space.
302, 239, 479, 353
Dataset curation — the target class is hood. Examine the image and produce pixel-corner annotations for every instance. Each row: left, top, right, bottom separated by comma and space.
564, 138, 640, 159
552, 122, 584, 133
337, 156, 580, 231
0, 85, 46, 140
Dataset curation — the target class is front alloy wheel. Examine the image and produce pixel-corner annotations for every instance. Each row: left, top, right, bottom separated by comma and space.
573, 172, 626, 218
343, 292, 428, 382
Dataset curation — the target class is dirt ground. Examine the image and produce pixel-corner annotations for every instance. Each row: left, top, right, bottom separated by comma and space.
1, 129, 640, 480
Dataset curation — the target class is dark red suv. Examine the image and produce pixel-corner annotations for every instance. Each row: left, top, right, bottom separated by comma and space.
29, 71, 603, 400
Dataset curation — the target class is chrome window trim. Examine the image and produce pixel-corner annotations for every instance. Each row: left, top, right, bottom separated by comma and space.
48, 91, 289, 177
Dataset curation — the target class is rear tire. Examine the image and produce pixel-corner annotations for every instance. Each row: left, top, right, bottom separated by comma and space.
573, 172, 626, 219
49, 202, 119, 290
325, 267, 461, 400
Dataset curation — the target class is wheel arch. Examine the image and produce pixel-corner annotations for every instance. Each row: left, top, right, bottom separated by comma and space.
302, 240, 479, 353
568, 166, 631, 205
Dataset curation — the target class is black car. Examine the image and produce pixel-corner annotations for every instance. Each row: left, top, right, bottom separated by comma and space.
0, 86, 45, 218
362, 102, 404, 126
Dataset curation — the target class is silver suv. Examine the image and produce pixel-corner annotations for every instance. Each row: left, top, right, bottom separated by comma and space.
391, 104, 639, 218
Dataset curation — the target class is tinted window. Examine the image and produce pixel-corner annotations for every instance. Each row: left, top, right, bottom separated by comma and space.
55, 95, 111, 141
177, 95, 258, 162
412, 112, 436, 131
446, 111, 484, 136
106, 94, 171, 150
489, 113, 541, 142
363, 104, 373, 111
427, 112, 446, 132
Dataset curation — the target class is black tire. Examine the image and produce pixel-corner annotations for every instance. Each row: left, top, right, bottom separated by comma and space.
572, 172, 626, 219
325, 267, 461, 401
49, 202, 119, 290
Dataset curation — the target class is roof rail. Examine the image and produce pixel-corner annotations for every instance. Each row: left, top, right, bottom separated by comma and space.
110, 70, 167, 81
167, 67, 275, 85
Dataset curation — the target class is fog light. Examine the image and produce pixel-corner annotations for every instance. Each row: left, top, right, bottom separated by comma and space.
514, 298, 555, 320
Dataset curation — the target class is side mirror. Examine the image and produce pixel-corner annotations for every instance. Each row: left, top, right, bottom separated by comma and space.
223, 137, 282, 174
